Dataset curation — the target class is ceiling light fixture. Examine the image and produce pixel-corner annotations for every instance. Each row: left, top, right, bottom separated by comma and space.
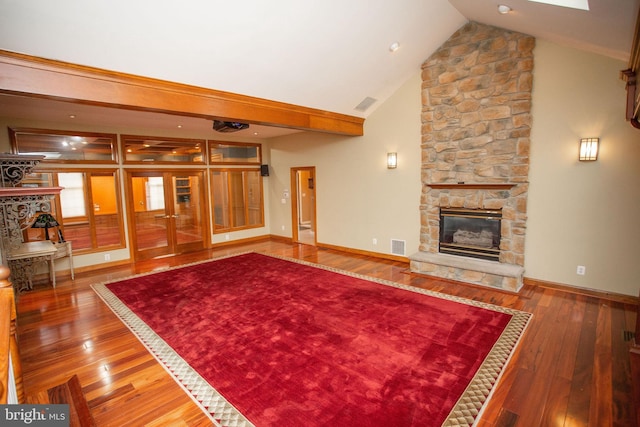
389, 42, 400, 52
498, 4, 512, 14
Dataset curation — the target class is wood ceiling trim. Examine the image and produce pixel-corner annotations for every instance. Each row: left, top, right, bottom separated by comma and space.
0, 50, 364, 136
621, 8, 640, 129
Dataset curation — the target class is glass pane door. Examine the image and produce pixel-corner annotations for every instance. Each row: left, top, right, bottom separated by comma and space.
172, 174, 204, 248
230, 171, 246, 227
128, 171, 207, 260
131, 175, 169, 255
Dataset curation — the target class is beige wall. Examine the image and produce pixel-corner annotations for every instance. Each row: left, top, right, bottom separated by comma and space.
268, 73, 423, 257
526, 40, 640, 296
268, 40, 640, 296
1, 39, 638, 296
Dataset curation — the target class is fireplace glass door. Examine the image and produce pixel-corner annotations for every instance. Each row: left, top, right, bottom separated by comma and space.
439, 208, 501, 261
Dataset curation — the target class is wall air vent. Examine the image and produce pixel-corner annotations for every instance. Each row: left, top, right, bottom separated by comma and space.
354, 97, 377, 112
391, 239, 406, 256
213, 120, 250, 133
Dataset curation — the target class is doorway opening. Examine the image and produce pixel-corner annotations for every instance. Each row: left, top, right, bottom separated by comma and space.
291, 167, 316, 245
126, 170, 207, 260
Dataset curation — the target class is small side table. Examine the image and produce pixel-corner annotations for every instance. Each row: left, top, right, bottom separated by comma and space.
7, 241, 57, 292
53, 241, 74, 280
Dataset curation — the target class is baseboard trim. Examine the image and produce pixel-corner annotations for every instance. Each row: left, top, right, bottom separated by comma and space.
316, 242, 409, 263
524, 277, 639, 305
211, 235, 273, 248
267, 234, 293, 244
74, 259, 131, 275
268, 240, 637, 304
51, 235, 639, 305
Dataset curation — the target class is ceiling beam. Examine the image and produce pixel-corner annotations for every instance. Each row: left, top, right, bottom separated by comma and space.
0, 50, 364, 136
621, 8, 640, 129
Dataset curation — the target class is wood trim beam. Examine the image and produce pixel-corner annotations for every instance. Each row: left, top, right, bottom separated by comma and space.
0, 50, 364, 136
621, 7, 640, 129
426, 183, 516, 190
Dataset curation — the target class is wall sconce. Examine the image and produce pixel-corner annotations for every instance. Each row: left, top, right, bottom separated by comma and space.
387, 152, 397, 169
579, 138, 599, 161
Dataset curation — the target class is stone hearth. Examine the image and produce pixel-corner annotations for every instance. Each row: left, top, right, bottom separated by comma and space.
409, 22, 534, 292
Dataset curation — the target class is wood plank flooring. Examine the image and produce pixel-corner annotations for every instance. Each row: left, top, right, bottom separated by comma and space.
15, 240, 638, 426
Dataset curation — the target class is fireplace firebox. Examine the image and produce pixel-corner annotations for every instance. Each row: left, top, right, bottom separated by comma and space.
439, 208, 501, 261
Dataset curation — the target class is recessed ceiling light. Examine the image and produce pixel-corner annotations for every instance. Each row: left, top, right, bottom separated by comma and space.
389, 42, 400, 52
69, 114, 76, 119
177, 125, 182, 129
498, 4, 512, 14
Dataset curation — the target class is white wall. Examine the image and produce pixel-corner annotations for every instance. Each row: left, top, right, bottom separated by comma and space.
267, 72, 423, 257
526, 40, 640, 296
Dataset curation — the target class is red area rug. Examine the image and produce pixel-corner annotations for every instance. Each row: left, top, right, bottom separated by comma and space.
92, 252, 531, 426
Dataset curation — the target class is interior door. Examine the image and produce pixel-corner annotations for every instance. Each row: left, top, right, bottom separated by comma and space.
291, 167, 316, 245
127, 170, 206, 260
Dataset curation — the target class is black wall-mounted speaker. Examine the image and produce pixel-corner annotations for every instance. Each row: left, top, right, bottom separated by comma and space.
260, 164, 269, 177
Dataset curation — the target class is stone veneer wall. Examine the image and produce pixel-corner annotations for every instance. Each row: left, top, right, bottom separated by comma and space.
409, 22, 535, 292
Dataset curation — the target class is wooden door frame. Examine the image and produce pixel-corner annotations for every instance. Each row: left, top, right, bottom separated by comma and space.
290, 166, 316, 245
125, 169, 209, 261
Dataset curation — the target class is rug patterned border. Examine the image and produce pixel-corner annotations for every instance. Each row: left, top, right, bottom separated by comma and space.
91, 251, 532, 427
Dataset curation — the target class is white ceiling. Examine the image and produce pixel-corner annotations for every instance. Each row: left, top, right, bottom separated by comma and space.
0, 0, 638, 139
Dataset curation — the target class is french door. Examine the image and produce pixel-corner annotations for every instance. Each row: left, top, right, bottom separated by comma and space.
126, 170, 207, 260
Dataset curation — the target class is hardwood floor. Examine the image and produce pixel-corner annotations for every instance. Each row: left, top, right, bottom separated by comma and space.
15, 240, 638, 426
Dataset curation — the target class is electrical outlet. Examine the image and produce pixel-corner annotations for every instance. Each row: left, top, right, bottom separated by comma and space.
104, 253, 111, 261
372, 238, 377, 245
576, 265, 586, 275
225, 234, 230, 241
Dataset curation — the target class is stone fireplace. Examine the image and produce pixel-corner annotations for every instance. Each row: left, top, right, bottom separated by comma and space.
409, 22, 534, 292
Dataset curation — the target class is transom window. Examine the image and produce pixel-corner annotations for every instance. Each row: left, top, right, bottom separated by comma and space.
209, 141, 261, 165
10, 128, 118, 163
122, 135, 205, 164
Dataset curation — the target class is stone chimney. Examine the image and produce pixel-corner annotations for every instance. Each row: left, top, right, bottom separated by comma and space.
409, 22, 535, 292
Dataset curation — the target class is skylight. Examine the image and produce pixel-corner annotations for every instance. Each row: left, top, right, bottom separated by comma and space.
528, 0, 589, 11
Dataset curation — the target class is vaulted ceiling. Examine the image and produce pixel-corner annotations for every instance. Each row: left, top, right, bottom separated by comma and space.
0, 0, 638, 138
